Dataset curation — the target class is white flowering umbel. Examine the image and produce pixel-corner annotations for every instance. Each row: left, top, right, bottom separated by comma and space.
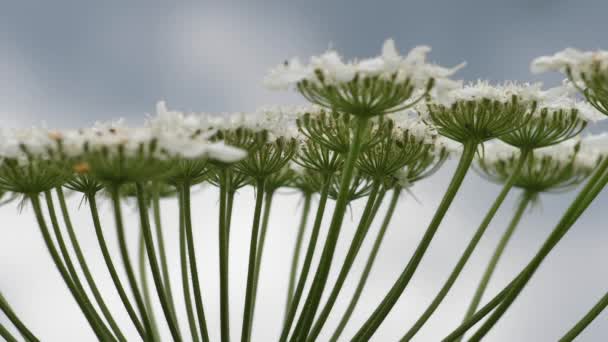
532, 48, 608, 115
425, 80, 541, 144
265, 39, 463, 117
478, 141, 599, 193
0, 128, 69, 194
499, 84, 606, 150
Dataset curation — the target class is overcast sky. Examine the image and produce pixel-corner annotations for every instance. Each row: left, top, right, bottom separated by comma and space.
1, 1, 607, 341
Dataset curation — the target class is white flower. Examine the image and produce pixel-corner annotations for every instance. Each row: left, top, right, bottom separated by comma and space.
537, 84, 607, 122
482, 139, 600, 172
264, 39, 463, 90
435, 80, 544, 106
531, 48, 608, 79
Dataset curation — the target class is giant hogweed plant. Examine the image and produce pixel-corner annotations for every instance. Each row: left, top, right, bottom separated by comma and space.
0, 40, 607, 342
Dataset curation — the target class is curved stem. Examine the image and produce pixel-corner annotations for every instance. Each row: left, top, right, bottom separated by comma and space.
459, 191, 533, 337
559, 290, 608, 341
0, 322, 17, 342
330, 188, 401, 342
44, 191, 114, 340
280, 174, 332, 342
110, 186, 155, 340
290, 117, 369, 341
152, 185, 179, 330
87, 193, 146, 339
182, 182, 210, 342
0, 292, 39, 341
139, 230, 160, 342
178, 188, 200, 342
241, 178, 266, 342
135, 183, 183, 342
247, 190, 275, 340
30, 194, 110, 341
306, 182, 384, 341
400, 149, 530, 341
352, 141, 477, 341
218, 170, 231, 342
467, 158, 608, 341
285, 194, 313, 318
56, 187, 127, 342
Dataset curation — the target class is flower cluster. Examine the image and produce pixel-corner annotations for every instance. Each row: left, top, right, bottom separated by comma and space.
1, 40, 608, 342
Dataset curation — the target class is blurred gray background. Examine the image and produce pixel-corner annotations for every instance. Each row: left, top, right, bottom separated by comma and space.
1, 0, 607, 341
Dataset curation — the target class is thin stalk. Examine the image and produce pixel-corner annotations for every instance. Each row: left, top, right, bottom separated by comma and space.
467, 158, 608, 341
280, 174, 332, 342
285, 193, 313, 317
559, 290, 608, 341
152, 185, 179, 329
0, 292, 39, 341
306, 182, 385, 341
178, 187, 200, 342
0, 322, 17, 342
247, 189, 275, 340
139, 230, 160, 341
56, 187, 127, 341
241, 178, 266, 342
218, 169, 231, 342
44, 191, 114, 340
330, 188, 402, 342
400, 149, 530, 341
30, 194, 110, 341
459, 191, 533, 335
352, 141, 478, 341
87, 193, 146, 338
290, 117, 370, 340
182, 182, 210, 342
442, 273, 527, 341
135, 182, 183, 342
109, 186, 155, 340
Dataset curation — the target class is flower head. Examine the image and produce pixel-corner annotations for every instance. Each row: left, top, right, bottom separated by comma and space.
477, 140, 600, 193
423, 80, 540, 144
265, 39, 463, 117
532, 48, 608, 116
499, 83, 606, 149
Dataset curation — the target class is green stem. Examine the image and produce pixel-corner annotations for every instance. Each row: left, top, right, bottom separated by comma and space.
400, 149, 530, 341
280, 174, 332, 342
152, 185, 179, 330
56, 187, 127, 342
330, 188, 402, 342
352, 141, 478, 341
285, 193, 313, 318
459, 190, 533, 338
306, 182, 385, 341
139, 229, 160, 342
135, 183, 183, 342
241, 178, 266, 342
0, 322, 18, 342
290, 117, 369, 341
182, 182, 210, 342
0, 292, 39, 341
110, 186, 155, 340
87, 193, 146, 338
44, 191, 114, 340
178, 187, 200, 342
442, 276, 519, 341
247, 190, 275, 340
559, 290, 608, 341
219, 170, 231, 342
30, 194, 110, 341
467, 158, 608, 342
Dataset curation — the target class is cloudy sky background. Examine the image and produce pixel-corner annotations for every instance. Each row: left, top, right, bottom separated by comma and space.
1, 0, 608, 341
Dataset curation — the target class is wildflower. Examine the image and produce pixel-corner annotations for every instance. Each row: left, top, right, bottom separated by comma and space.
265, 39, 463, 117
